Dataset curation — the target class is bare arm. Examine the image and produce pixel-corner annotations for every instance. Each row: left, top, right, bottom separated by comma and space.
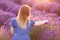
34, 20, 48, 26
11, 27, 14, 34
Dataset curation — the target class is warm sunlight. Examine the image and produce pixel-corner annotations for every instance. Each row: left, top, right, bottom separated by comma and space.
39, 0, 55, 2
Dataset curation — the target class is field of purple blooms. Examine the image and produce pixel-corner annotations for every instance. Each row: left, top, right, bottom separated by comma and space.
0, 0, 60, 40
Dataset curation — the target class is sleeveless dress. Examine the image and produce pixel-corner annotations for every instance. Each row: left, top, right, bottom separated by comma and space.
11, 18, 35, 40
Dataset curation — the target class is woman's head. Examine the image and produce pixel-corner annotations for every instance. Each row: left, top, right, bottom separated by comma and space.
17, 5, 31, 29
18, 5, 31, 20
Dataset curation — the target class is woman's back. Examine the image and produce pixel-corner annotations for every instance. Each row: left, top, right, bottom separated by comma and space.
11, 18, 35, 40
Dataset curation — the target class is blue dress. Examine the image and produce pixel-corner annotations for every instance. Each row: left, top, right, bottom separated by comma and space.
11, 18, 35, 40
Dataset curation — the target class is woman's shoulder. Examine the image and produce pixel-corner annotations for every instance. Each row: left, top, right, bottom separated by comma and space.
11, 18, 17, 28
12, 18, 16, 21
30, 19, 35, 25
11, 18, 18, 23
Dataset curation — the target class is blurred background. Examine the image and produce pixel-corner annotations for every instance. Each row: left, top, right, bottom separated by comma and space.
0, 0, 60, 40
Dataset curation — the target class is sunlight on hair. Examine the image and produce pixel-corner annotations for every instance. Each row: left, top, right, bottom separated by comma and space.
16, 5, 31, 30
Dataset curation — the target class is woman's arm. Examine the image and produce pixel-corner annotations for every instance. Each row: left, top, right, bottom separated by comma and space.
34, 20, 48, 26
11, 27, 14, 35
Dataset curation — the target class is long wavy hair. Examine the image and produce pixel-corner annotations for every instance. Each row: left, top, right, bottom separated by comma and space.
16, 5, 31, 29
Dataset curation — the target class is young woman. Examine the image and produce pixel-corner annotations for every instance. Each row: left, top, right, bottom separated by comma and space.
11, 5, 48, 40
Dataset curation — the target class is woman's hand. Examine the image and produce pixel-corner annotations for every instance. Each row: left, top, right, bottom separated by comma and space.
34, 20, 48, 26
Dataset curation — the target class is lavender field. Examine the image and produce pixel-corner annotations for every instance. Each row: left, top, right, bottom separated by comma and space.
0, 0, 60, 40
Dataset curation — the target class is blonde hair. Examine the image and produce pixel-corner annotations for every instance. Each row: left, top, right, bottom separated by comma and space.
16, 5, 31, 29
